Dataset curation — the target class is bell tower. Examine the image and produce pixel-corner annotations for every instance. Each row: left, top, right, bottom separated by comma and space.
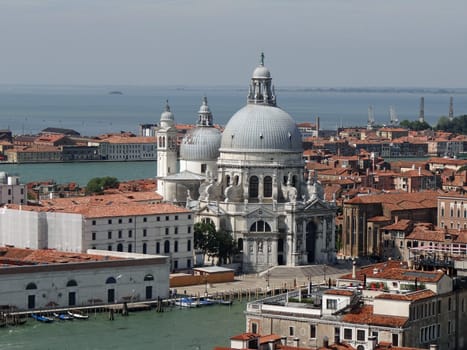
156, 100, 178, 199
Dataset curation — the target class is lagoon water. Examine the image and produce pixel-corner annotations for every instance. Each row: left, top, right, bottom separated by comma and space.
0, 302, 246, 350
1, 85, 467, 136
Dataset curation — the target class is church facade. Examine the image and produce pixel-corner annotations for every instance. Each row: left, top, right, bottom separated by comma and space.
157, 55, 337, 273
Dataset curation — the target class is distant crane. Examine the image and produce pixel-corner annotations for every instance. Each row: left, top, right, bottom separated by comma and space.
389, 106, 399, 126
419, 97, 425, 123
367, 105, 375, 130
449, 96, 454, 121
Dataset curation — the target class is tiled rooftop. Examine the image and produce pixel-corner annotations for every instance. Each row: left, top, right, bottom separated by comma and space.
374, 289, 436, 302
0, 247, 120, 265
341, 305, 408, 328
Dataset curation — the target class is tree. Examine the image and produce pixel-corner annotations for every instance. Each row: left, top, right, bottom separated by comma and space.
85, 176, 119, 195
194, 221, 216, 262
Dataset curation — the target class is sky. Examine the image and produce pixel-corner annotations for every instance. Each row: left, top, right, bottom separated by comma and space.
1, 0, 466, 88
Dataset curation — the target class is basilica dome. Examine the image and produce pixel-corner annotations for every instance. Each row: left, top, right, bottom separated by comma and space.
181, 127, 221, 161
220, 54, 302, 154
180, 97, 222, 161
220, 104, 302, 153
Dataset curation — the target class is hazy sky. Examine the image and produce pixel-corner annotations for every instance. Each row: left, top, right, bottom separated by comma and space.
1, 0, 466, 87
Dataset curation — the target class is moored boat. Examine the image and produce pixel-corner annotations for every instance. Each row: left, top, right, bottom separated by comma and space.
174, 297, 198, 308
31, 314, 54, 323
53, 312, 73, 321
67, 310, 89, 319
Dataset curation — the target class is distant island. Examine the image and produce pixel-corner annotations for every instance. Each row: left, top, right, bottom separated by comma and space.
108, 91, 123, 95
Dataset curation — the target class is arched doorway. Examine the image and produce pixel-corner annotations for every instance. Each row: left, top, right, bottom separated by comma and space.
306, 221, 317, 263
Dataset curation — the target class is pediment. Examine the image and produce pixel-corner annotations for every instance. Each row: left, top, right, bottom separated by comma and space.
303, 198, 333, 211
196, 203, 226, 216
245, 206, 276, 219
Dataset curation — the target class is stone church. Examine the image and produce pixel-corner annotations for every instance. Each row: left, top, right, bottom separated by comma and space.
156, 55, 337, 273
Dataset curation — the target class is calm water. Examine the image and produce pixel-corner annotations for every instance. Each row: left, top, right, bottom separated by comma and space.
1, 85, 467, 136
0, 161, 156, 186
0, 303, 246, 350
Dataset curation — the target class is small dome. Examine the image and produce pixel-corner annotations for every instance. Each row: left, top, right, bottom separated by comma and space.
180, 127, 222, 161
161, 102, 174, 122
252, 65, 271, 79
220, 104, 302, 153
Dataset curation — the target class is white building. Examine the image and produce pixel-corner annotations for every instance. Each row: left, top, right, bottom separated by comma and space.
0, 247, 169, 310
157, 54, 337, 273
0, 192, 194, 271
89, 135, 157, 161
0, 172, 27, 205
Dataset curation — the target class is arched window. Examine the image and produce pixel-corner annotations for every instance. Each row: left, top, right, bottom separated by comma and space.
250, 220, 271, 232
263, 176, 272, 198
26, 282, 37, 290
225, 175, 231, 186
142, 243, 147, 254
66, 280, 78, 287
238, 238, 244, 252
144, 274, 154, 281
164, 240, 170, 253
106, 277, 117, 284
117, 243, 123, 252
249, 176, 259, 198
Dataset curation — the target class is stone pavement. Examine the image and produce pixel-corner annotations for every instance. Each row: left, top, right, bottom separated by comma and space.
177, 262, 353, 297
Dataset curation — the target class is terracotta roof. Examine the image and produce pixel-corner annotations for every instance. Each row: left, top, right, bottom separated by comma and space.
381, 219, 412, 231
229, 332, 258, 341
317, 343, 356, 350
345, 191, 438, 211
97, 135, 156, 144
0, 247, 120, 265
374, 289, 436, 301
341, 305, 408, 328
367, 216, 391, 223
324, 289, 355, 297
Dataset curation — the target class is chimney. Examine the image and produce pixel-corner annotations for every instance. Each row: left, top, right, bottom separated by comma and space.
323, 336, 329, 348
368, 336, 377, 350
352, 258, 357, 279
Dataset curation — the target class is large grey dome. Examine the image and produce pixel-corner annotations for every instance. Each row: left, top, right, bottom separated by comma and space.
180, 127, 222, 161
220, 104, 302, 153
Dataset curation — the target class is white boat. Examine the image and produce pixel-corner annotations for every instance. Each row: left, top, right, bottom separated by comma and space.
174, 297, 198, 308
67, 310, 89, 319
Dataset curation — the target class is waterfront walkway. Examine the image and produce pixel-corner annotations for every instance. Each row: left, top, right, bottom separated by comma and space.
178, 262, 354, 298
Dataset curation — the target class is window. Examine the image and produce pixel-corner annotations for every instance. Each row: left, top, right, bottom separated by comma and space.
108, 219, 112, 224
174, 260, 178, 269
188, 226, 191, 233
142, 243, 147, 254
310, 325, 316, 338
187, 239, 191, 252
26, 282, 37, 290
250, 220, 272, 232
289, 326, 294, 337
92, 232, 96, 240
175, 215, 178, 221
66, 280, 78, 287
129, 218, 133, 223
263, 176, 272, 198
188, 214, 191, 219
118, 219, 122, 224
118, 230, 122, 239
357, 330, 365, 341
166, 216, 169, 221
251, 322, 258, 334
392, 334, 399, 346
143, 229, 147, 237
165, 228, 169, 235
326, 299, 337, 310
108, 245, 112, 251
187, 259, 191, 268
157, 216, 160, 222
164, 240, 170, 253
128, 230, 132, 238
106, 277, 116, 284
92, 220, 96, 226
249, 176, 259, 198
448, 297, 452, 311
156, 242, 160, 254
128, 244, 132, 252
174, 227, 178, 234
143, 217, 147, 222
108, 231, 112, 239
174, 241, 178, 253
201, 163, 207, 174
117, 243, 123, 252
344, 328, 352, 340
